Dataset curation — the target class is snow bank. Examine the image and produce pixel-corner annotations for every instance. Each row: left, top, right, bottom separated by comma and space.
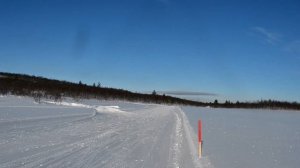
95, 106, 125, 113
43, 101, 127, 114
43, 101, 90, 108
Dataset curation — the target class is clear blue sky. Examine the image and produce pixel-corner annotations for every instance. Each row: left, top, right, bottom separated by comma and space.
1, 0, 300, 102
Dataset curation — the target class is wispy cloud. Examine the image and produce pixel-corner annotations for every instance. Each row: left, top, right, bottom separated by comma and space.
285, 40, 300, 55
158, 91, 218, 96
251, 27, 300, 59
252, 26, 281, 45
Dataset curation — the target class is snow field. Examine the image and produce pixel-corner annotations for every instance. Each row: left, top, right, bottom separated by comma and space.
0, 96, 202, 168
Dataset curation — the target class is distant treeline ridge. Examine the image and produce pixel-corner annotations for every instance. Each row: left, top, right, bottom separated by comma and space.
0, 72, 299, 110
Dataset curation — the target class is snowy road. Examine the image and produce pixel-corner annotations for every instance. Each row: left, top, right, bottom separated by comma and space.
0, 96, 202, 168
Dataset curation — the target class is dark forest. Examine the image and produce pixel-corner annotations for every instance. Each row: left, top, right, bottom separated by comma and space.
1, 72, 299, 110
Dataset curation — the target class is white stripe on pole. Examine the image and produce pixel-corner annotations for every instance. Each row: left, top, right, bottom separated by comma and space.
198, 141, 202, 158
198, 120, 202, 158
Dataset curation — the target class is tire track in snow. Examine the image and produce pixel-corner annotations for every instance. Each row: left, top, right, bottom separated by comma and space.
172, 111, 183, 168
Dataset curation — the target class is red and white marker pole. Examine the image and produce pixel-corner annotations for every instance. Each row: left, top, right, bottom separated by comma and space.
198, 119, 203, 158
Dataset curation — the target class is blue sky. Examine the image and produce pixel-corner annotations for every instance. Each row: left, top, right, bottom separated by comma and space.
1, 0, 300, 102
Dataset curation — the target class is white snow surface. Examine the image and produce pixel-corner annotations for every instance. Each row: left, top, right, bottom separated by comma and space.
3, 95, 299, 168
0, 96, 203, 168
182, 106, 300, 168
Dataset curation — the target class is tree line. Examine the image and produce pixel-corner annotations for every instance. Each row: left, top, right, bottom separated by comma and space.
0, 72, 204, 106
211, 99, 300, 110
0, 72, 299, 110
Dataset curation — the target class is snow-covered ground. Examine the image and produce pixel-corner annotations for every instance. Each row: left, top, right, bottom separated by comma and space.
182, 106, 300, 168
2, 95, 298, 168
0, 96, 202, 168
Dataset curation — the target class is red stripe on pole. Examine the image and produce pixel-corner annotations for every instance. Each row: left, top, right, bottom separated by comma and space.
198, 120, 202, 142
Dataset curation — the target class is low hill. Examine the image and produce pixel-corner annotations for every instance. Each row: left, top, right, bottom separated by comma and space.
0, 72, 205, 106
1, 72, 299, 110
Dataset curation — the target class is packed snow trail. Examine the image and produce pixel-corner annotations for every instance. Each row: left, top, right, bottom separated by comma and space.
0, 97, 202, 168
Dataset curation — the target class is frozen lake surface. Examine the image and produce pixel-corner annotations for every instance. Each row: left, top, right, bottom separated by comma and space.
1, 95, 299, 168
182, 106, 300, 168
